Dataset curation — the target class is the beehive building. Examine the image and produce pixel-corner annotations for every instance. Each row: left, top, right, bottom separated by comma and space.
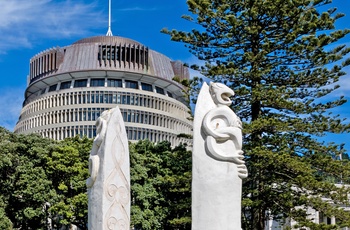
14, 35, 193, 146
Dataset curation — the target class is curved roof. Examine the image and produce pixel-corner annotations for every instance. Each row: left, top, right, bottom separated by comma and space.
73, 36, 143, 46
25, 35, 190, 99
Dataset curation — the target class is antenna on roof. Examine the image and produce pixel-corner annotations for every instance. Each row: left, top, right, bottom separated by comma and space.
106, 0, 113, 36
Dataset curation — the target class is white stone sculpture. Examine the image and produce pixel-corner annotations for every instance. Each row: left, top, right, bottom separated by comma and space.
192, 82, 248, 230
87, 107, 130, 230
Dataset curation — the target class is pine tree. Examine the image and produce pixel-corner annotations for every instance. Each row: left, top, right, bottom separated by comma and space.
163, 0, 350, 229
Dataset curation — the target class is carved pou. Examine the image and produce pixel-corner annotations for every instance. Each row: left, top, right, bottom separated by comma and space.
192, 82, 247, 230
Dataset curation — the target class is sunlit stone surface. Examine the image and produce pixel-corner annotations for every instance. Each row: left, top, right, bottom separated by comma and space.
87, 107, 130, 230
192, 82, 247, 230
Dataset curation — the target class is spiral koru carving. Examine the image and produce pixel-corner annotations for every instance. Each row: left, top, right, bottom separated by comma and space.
104, 127, 130, 229
202, 82, 248, 179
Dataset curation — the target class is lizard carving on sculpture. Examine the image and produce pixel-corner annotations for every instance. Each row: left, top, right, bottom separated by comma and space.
202, 82, 248, 179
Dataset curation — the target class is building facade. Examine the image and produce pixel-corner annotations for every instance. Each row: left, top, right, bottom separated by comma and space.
14, 36, 192, 146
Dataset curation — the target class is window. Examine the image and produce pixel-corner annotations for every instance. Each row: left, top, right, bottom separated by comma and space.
155, 86, 165, 95
141, 83, 153, 92
98, 45, 118, 60
90, 78, 105, 87
48, 84, 57, 92
167, 92, 173, 98
60, 81, 71, 90
125, 80, 138, 89
88, 125, 93, 138
74, 79, 87, 88
107, 79, 122, 87
98, 44, 149, 68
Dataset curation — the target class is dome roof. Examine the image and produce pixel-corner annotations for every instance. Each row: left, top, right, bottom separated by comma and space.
73, 36, 144, 46
26, 35, 190, 95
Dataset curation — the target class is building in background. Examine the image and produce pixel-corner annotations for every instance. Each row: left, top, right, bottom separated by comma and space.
14, 36, 192, 146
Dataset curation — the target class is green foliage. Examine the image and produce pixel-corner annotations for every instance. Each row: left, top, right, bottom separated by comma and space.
0, 129, 90, 229
130, 140, 191, 230
0, 129, 56, 229
173, 75, 190, 87
163, 0, 350, 229
159, 143, 192, 229
0, 196, 12, 229
0, 127, 191, 229
46, 136, 91, 229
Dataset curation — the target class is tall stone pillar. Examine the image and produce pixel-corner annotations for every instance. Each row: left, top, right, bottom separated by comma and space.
87, 107, 130, 230
192, 82, 248, 230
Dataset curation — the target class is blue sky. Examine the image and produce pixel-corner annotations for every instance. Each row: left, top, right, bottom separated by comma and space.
0, 0, 349, 152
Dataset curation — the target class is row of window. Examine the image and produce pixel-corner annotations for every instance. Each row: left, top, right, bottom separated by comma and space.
40, 78, 171, 97
98, 44, 149, 69
29, 50, 59, 83
22, 91, 189, 120
16, 107, 192, 135
32, 126, 189, 147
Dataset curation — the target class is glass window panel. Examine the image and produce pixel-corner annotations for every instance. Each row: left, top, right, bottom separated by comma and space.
107, 79, 122, 87
155, 86, 165, 95
122, 95, 126, 104
88, 110, 91, 121
48, 84, 57, 92
90, 78, 105, 87
74, 79, 87, 88
126, 96, 130, 104
88, 126, 93, 138
125, 80, 138, 89
141, 83, 153, 92
60, 81, 71, 90
123, 111, 127, 121
139, 97, 143, 106
91, 93, 95, 103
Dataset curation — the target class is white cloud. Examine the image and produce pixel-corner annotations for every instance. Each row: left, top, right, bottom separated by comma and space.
326, 70, 350, 98
0, 0, 104, 54
0, 87, 25, 131
118, 7, 157, 11
338, 72, 350, 93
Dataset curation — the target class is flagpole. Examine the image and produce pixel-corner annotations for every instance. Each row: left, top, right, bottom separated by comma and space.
106, 0, 113, 36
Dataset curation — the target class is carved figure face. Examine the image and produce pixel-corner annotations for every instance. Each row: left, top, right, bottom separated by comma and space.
209, 82, 235, 106
95, 109, 112, 134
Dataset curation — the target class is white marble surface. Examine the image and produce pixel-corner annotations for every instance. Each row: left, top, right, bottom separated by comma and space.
192, 82, 247, 230
87, 107, 130, 230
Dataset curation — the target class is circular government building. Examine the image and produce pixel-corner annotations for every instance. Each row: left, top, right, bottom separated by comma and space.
14, 36, 193, 146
